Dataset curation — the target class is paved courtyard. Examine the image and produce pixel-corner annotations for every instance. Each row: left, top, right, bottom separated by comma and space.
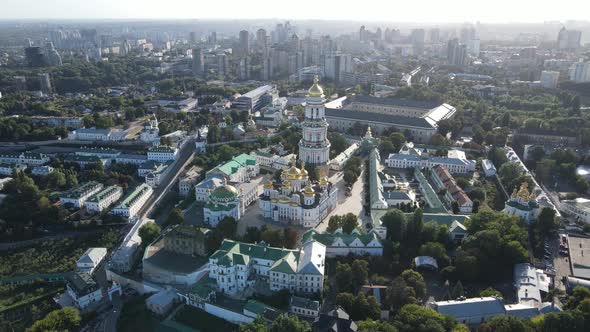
315, 166, 368, 233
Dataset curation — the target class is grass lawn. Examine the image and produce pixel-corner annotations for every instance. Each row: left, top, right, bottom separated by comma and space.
173, 305, 238, 332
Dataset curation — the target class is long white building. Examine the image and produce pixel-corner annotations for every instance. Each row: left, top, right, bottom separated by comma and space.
0, 151, 50, 166
85, 185, 123, 213
302, 229, 383, 257
386, 145, 475, 174
60, 181, 104, 208
208, 239, 326, 297
68, 128, 127, 141
147, 146, 178, 162
112, 184, 153, 219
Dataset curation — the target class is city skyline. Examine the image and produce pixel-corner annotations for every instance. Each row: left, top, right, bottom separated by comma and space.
2, 0, 590, 23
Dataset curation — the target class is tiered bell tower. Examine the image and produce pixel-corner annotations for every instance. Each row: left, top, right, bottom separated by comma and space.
298, 75, 331, 168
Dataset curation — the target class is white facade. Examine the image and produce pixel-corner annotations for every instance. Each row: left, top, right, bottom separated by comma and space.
85, 185, 123, 213
145, 162, 173, 188
112, 184, 153, 219
302, 229, 383, 257
540, 71, 560, 89
482, 159, 497, 177
178, 166, 200, 197
569, 62, 590, 83
0, 163, 27, 176
31, 165, 54, 176
386, 151, 476, 174
76, 247, 108, 274
208, 240, 326, 297
298, 76, 331, 167
259, 165, 338, 228
66, 273, 103, 310
60, 181, 104, 208
0, 152, 50, 166
68, 128, 127, 141
147, 146, 178, 162
503, 183, 541, 224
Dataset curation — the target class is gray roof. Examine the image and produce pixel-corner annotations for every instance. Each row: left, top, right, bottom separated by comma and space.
351, 95, 439, 109
434, 297, 506, 319
67, 272, 98, 297
77, 247, 107, 265
384, 191, 412, 200
241, 85, 274, 98
290, 295, 320, 311
325, 108, 436, 129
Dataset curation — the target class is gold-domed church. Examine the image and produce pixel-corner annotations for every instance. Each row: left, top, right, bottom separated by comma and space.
259, 78, 338, 228
259, 157, 338, 228
503, 183, 541, 223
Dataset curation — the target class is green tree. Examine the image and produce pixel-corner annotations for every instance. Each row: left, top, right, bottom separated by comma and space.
341, 213, 359, 234
138, 222, 161, 245
479, 287, 502, 297
382, 209, 406, 242
419, 242, 450, 267
351, 259, 369, 290
335, 262, 353, 293
269, 314, 310, 332
327, 215, 341, 233
240, 316, 268, 332
386, 270, 426, 312
393, 304, 456, 332
344, 170, 358, 187
27, 307, 81, 332
477, 315, 533, 332
166, 208, 185, 226
358, 319, 399, 332
336, 292, 380, 321
217, 216, 238, 239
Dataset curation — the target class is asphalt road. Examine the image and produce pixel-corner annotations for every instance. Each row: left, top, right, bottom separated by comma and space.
137, 138, 196, 220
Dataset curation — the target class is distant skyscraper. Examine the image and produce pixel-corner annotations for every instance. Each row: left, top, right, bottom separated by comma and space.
429, 28, 440, 43
569, 62, 590, 82
217, 53, 229, 77
192, 48, 204, 76
256, 28, 268, 55
239, 57, 251, 80
262, 56, 273, 81
238, 30, 250, 56
189, 31, 197, 44
447, 39, 468, 67
38, 73, 52, 94
410, 29, 425, 55
540, 71, 560, 88
359, 25, 367, 42
557, 27, 582, 51
208, 31, 217, 44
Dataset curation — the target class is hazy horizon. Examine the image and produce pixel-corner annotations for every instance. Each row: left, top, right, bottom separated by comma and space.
2, 0, 590, 23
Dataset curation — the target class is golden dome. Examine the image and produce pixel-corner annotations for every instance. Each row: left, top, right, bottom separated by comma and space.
307, 75, 324, 97
287, 165, 302, 175
282, 180, 292, 188
319, 176, 329, 185
301, 161, 308, 175
264, 178, 273, 189
303, 183, 315, 196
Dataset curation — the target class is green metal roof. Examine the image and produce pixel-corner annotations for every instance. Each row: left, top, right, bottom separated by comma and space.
210, 240, 300, 267
302, 230, 381, 247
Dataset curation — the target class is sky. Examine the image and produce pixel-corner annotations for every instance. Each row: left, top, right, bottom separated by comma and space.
1, 0, 589, 23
